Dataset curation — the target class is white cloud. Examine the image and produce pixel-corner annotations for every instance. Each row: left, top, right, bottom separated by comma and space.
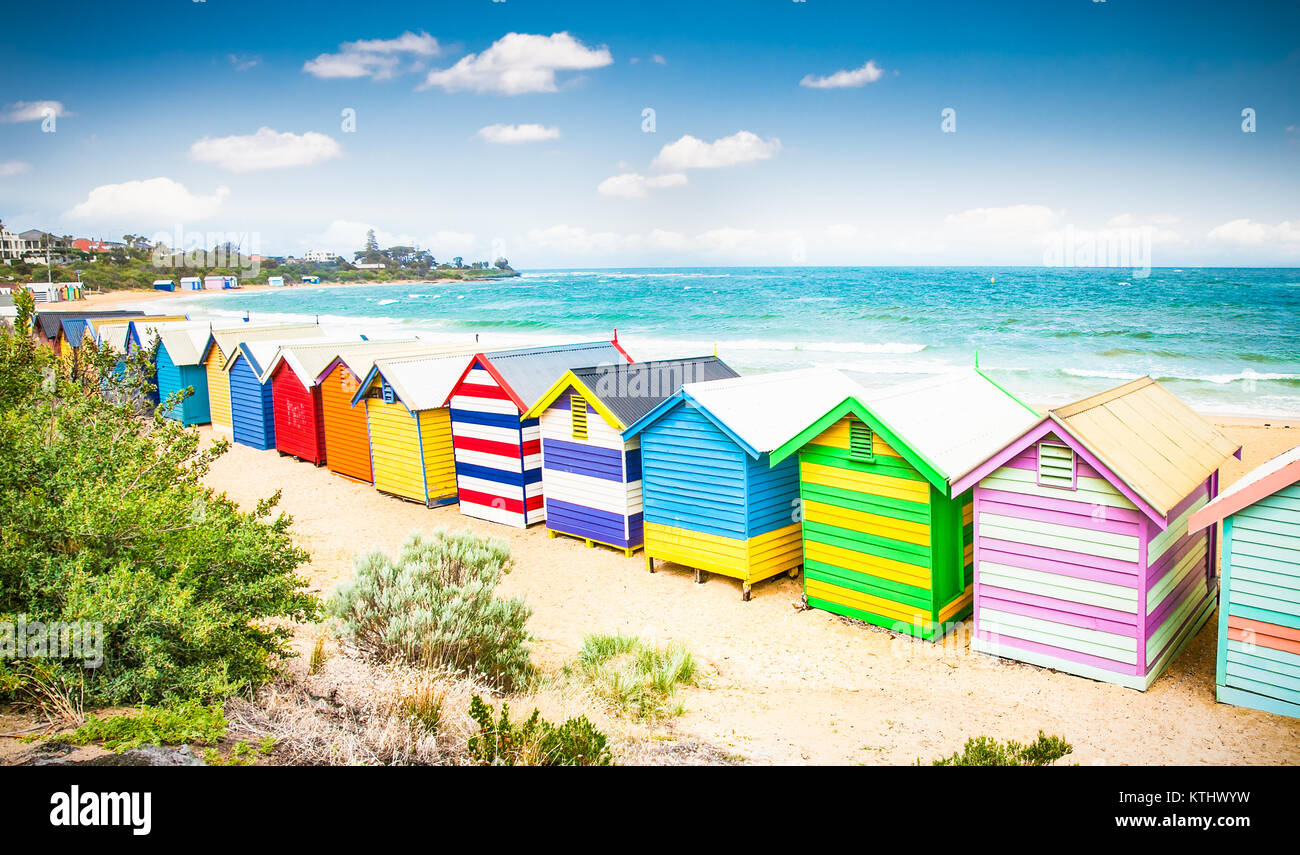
826, 223, 858, 240
189, 127, 342, 172
2, 100, 67, 123
1208, 218, 1300, 247
303, 220, 477, 257
421, 32, 613, 95
0, 160, 32, 177
597, 172, 688, 198
942, 204, 1064, 241
228, 53, 261, 71
652, 54, 667, 65
651, 130, 781, 171
476, 123, 561, 144
303, 31, 439, 80
66, 177, 229, 223
799, 60, 886, 89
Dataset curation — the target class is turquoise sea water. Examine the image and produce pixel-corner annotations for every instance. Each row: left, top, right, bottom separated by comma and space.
161, 267, 1300, 417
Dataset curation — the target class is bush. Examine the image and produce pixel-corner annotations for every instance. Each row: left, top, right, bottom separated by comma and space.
328, 529, 532, 690
0, 303, 319, 709
466, 695, 612, 767
569, 633, 697, 719
50, 701, 227, 753
924, 731, 1073, 766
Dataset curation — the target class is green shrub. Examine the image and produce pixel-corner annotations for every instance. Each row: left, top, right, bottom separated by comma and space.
50, 701, 227, 753
569, 633, 696, 719
924, 731, 1073, 766
466, 695, 611, 767
0, 305, 319, 708
328, 529, 532, 690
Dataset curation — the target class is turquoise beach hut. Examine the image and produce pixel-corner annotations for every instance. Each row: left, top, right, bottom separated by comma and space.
1189, 445, 1300, 718
156, 326, 217, 425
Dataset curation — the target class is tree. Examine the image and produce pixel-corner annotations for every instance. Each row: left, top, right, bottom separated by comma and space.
494, 257, 510, 270
363, 229, 381, 264
453, 256, 463, 268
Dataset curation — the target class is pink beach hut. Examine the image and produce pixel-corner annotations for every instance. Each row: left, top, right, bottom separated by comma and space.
949, 377, 1241, 690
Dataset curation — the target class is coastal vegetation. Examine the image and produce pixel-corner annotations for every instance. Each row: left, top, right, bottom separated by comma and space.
328, 528, 534, 691
922, 732, 1074, 766
0, 292, 318, 713
3, 229, 517, 292
567, 633, 697, 720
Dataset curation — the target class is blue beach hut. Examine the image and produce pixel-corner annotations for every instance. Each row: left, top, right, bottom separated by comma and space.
522, 356, 740, 555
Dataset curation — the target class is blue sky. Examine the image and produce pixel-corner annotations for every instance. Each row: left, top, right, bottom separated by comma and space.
1, 0, 1298, 267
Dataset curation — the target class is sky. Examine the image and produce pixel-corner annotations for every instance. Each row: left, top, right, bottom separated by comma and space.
1, 0, 1298, 268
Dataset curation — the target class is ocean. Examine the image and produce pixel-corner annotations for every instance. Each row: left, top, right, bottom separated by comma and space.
161, 266, 1300, 417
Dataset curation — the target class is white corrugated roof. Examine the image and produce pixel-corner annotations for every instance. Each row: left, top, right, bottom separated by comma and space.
239, 335, 362, 382
859, 368, 1041, 484
157, 325, 216, 366
371, 348, 483, 411
93, 322, 133, 352
264, 338, 425, 389
682, 367, 864, 455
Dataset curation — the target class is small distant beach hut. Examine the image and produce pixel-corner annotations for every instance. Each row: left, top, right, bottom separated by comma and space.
316, 343, 455, 483
1188, 445, 1300, 717
623, 368, 859, 600
446, 340, 634, 528
522, 356, 740, 555
262, 338, 422, 465
224, 334, 346, 450
201, 324, 323, 436
181, 276, 202, 291
267, 276, 285, 288
156, 325, 220, 425
302, 275, 321, 285
949, 377, 1241, 688
769, 368, 1041, 629
153, 279, 176, 292
349, 347, 486, 505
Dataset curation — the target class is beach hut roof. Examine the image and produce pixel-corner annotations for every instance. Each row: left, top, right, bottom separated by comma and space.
233, 334, 357, 382
91, 321, 134, 352
522, 356, 740, 429
351, 347, 485, 411
469, 340, 635, 411
203, 323, 322, 363
1047, 377, 1240, 517
317, 342, 475, 386
1188, 443, 1300, 532
262, 338, 424, 390
625, 367, 863, 458
156, 325, 217, 366
770, 367, 1041, 491
35, 310, 143, 339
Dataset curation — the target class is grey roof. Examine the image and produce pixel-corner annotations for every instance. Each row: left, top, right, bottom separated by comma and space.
482, 340, 629, 410
571, 356, 739, 427
35, 310, 143, 338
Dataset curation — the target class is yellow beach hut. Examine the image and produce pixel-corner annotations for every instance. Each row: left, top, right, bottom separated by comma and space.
202, 324, 323, 436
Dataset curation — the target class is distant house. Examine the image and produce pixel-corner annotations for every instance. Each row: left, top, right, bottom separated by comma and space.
303, 250, 336, 263
353, 262, 386, 270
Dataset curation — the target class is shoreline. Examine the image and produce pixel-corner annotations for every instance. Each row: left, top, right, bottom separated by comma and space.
54, 287, 1300, 427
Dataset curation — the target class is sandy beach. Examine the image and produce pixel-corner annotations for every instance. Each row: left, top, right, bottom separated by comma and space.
197, 413, 1300, 766
41, 287, 1300, 764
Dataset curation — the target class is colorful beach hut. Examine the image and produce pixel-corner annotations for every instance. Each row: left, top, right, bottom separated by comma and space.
156, 325, 221, 426
316, 343, 454, 483
949, 377, 1241, 688
262, 339, 424, 465
1188, 445, 1300, 717
446, 340, 635, 528
622, 368, 860, 600
202, 324, 322, 436
521, 357, 740, 555
349, 347, 486, 505
224, 334, 345, 450
769, 368, 1041, 632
